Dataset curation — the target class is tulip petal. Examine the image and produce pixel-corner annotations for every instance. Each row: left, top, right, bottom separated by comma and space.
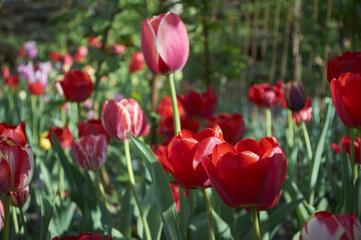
0, 158, 11, 193
141, 19, 160, 74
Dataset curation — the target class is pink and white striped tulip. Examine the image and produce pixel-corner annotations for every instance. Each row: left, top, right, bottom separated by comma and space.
10, 185, 30, 208
141, 12, 189, 75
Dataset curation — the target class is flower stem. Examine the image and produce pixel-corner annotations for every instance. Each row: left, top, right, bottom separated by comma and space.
250, 206, 261, 240
287, 110, 294, 147
301, 120, 313, 160
31, 95, 38, 145
59, 164, 65, 202
168, 73, 181, 135
203, 189, 215, 240
266, 108, 272, 136
350, 128, 357, 182
95, 169, 115, 227
19, 207, 29, 240
124, 140, 151, 240
3, 193, 10, 240
12, 206, 19, 234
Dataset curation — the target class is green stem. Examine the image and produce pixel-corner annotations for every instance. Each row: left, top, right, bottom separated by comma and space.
287, 110, 294, 147
61, 105, 66, 125
12, 206, 19, 234
168, 73, 181, 135
266, 108, 272, 136
350, 128, 357, 182
124, 140, 151, 240
250, 206, 261, 240
203, 189, 215, 240
31, 95, 38, 145
19, 207, 29, 240
301, 120, 313, 161
59, 164, 65, 202
3, 193, 10, 240
77, 102, 81, 123
8, 87, 15, 112
95, 169, 115, 227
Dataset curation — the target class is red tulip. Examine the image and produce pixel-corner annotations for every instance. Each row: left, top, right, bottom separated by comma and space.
206, 113, 246, 145
87, 36, 102, 49
49, 51, 63, 62
169, 181, 189, 212
74, 46, 88, 63
157, 96, 186, 120
300, 211, 361, 239
331, 136, 361, 164
5, 74, 19, 90
101, 98, 148, 141
18, 46, 25, 58
0, 137, 34, 194
331, 73, 361, 128
202, 137, 287, 210
141, 12, 189, 74
0, 200, 3, 231
129, 51, 145, 73
52, 232, 112, 240
178, 86, 219, 118
61, 70, 93, 102
10, 185, 30, 208
158, 125, 224, 189
78, 120, 110, 143
0, 122, 27, 147
2, 66, 10, 79
48, 125, 74, 149
71, 134, 107, 171
249, 81, 284, 108
327, 51, 361, 83
292, 98, 313, 126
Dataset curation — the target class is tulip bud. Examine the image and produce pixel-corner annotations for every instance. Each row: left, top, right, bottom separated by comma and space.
141, 12, 189, 74
60, 70, 93, 102
283, 80, 306, 112
10, 185, 30, 208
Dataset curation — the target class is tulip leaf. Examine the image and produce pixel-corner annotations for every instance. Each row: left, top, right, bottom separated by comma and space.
40, 194, 58, 240
48, 199, 77, 236
119, 184, 132, 238
129, 134, 186, 240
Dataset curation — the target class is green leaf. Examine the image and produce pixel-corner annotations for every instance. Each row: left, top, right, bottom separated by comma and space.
119, 184, 132, 238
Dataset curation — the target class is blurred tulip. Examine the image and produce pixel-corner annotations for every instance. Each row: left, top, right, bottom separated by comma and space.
71, 134, 107, 171
49, 51, 63, 62
0, 121, 26, 147
101, 98, 148, 141
169, 181, 189, 212
52, 232, 112, 240
87, 36, 102, 49
157, 96, 185, 120
0, 200, 3, 231
327, 51, 361, 83
151, 143, 170, 173
178, 86, 219, 118
78, 120, 110, 142
158, 125, 224, 189
0, 137, 34, 194
5, 75, 19, 90
17, 62, 51, 96
2, 66, 10, 78
24, 41, 37, 59
112, 42, 127, 55
40, 131, 51, 150
249, 81, 284, 108
158, 116, 200, 142
206, 113, 246, 145
283, 80, 306, 112
10, 185, 30, 208
331, 136, 361, 164
61, 69, 93, 102
62, 53, 74, 72
292, 98, 313, 126
331, 73, 361, 128
300, 211, 361, 239
141, 12, 189, 74
202, 137, 287, 210
18, 46, 25, 58
129, 51, 145, 73
48, 125, 74, 149
74, 46, 88, 63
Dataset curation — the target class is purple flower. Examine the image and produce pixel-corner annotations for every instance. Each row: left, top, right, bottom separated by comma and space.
17, 62, 35, 80
24, 41, 37, 59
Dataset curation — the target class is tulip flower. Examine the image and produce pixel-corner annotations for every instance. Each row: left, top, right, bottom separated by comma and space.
71, 134, 107, 171
101, 98, 149, 141
48, 125, 74, 149
62, 53, 74, 72
282, 80, 306, 112
23, 41, 37, 59
141, 12, 189, 74
113, 42, 127, 55
292, 98, 313, 126
331, 73, 361, 128
52, 232, 113, 240
49, 51, 63, 62
74, 46, 88, 63
87, 36, 102, 49
331, 136, 361, 164
0, 137, 34, 194
327, 51, 361, 83
300, 211, 361, 239
206, 113, 246, 145
39, 131, 51, 151
10, 185, 30, 208
248, 81, 284, 108
61, 69, 93, 102
0, 200, 4, 231
17, 62, 52, 96
0, 122, 27, 147
78, 120, 110, 143
2, 66, 19, 90
178, 86, 219, 118
202, 137, 287, 210
158, 125, 225, 189
129, 52, 145, 73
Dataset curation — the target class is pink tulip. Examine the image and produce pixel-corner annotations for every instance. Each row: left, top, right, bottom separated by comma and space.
141, 12, 189, 74
10, 185, 30, 208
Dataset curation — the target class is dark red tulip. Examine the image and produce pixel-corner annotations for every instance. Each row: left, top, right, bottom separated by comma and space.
327, 51, 361, 83
5, 75, 19, 90
141, 12, 189, 74
158, 125, 224, 189
331, 72, 361, 128
206, 113, 245, 145
129, 51, 145, 73
292, 98, 313, 126
202, 137, 287, 210
52, 232, 111, 240
282, 80, 306, 112
48, 125, 74, 149
331, 136, 361, 164
0, 137, 34, 194
49, 51, 63, 62
101, 98, 148, 141
249, 81, 284, 108
61, 70, 93, 102
178, 86, 219, 118
0, 122, 26, 147
71, 134, 107, 171
300, 211, 361, 239
10, 185, 30, 208
77, 120, 110, 143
